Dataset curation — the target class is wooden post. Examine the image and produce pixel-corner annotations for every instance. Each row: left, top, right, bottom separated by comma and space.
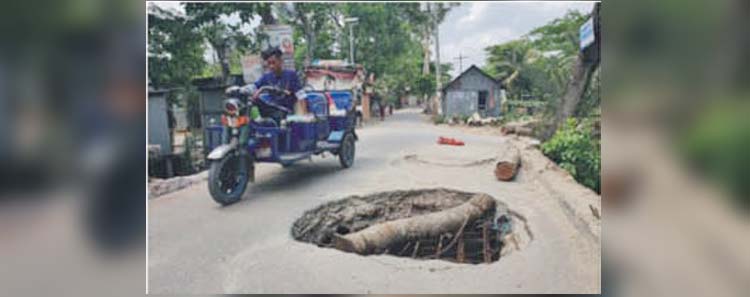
483, 221, 491, 263
457, 235, 465, 263
399, 242, 412, 256
494, 146, 521, 181
434, 235, 443, 258
430, 218, 469, 260
362, 93, 371, 121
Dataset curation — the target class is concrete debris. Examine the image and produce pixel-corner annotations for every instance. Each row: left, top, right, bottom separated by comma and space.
466, 112, 502, 126
525, 139, 541, 150
501, 119, 539, 136
467, 112, 482, 125
149, 170, 209, 198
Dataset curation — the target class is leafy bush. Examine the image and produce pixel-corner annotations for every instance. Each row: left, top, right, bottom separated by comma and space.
679, 101, 750, 210
542, 118, 601, 193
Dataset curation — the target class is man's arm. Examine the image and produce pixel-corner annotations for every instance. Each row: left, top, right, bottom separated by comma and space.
240, 74, 265, 95
289, 72, 305, 101
254, 74, 266, 89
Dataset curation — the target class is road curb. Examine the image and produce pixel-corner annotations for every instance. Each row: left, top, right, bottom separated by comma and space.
149, 170, 209, 199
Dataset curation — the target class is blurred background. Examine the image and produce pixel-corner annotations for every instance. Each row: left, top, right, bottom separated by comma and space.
602, 0, 749, 296
0, 0, 146, 296
0, 0, 747, 296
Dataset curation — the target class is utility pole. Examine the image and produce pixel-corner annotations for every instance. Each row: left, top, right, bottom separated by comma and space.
348, 25, 354, 64
454, 53, 468, 73
544, 3, 600, 140
345, 17, 359, 65
433, 3, 442, 115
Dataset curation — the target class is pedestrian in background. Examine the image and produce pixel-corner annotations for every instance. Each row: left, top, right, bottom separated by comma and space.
379, 99, 386, 121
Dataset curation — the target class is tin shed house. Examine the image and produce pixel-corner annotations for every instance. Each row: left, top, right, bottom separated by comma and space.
441, 65, 504, 117
192, 74, 246, 130
193, 74, 246, 154
148, 87, 171, 156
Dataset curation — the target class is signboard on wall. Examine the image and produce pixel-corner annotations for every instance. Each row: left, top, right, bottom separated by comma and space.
241, 55, 263, 84
262, 25, 295, 70
304, 68, 359, 90
579, 18, 595, 50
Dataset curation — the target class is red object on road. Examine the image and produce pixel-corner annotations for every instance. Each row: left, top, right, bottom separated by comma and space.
437, 136, 465, 146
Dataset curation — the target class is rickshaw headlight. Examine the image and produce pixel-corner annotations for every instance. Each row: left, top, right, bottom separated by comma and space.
225, 102, 237, 113
223, 98, 242, 116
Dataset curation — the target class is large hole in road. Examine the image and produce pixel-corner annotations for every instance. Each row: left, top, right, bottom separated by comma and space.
291, 188, 531, 264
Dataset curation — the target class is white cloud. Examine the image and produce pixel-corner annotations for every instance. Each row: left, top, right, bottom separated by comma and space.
458, 2, 490, 25
149, 1, 185, 16
438, 1, 594, 77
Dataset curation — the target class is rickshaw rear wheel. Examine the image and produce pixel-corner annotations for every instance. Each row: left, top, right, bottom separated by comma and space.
338, 133, 355, 168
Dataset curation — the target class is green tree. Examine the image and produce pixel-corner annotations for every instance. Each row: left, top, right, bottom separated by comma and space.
159, 2, 459, 105
484, 39, 540, 98
481, 5, 601, 193
147, 5, 206, 88
483, 8, 595, 113
184, 2, 273, 84
334, 3, 457, 102
281, 3, 337, 66
546, 4, 600, 140
400, 3, 457, 76
413, 62, 454, 101
528, 10, 588, 56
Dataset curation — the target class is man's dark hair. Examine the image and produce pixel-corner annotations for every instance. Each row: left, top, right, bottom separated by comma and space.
261, 47, 283, 60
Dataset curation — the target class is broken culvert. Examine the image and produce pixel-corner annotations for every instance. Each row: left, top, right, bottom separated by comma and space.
291, 188, 530, 264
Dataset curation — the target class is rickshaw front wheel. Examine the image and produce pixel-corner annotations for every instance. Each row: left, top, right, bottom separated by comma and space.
208, 152, 250, 205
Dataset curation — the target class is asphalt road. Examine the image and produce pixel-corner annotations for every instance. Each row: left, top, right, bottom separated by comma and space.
148, 108, 601, 294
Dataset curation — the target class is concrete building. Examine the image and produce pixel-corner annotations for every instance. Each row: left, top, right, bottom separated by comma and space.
441, 65, 504, 117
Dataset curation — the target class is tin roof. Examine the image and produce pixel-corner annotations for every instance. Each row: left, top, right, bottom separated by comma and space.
442, 65, 502, 92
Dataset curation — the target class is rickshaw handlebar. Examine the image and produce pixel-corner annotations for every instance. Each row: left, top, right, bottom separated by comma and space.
253, 85, 290, 98
248, 86, 292, 113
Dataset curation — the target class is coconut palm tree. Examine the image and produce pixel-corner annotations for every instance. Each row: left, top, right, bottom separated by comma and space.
484, 39, 539, 98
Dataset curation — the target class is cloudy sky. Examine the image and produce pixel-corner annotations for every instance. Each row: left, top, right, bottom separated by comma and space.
439, 1, 594, 76
150, 1, 595, 76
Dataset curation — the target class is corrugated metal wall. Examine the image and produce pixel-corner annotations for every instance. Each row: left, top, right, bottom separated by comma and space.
442, 68, 502, 117
200, 89, 225, 128
444, 91, 478, 116
148, 93, 171, 155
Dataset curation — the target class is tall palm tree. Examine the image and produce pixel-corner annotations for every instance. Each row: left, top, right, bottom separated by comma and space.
544, 54, 577, 93
485, 39, 538, 97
